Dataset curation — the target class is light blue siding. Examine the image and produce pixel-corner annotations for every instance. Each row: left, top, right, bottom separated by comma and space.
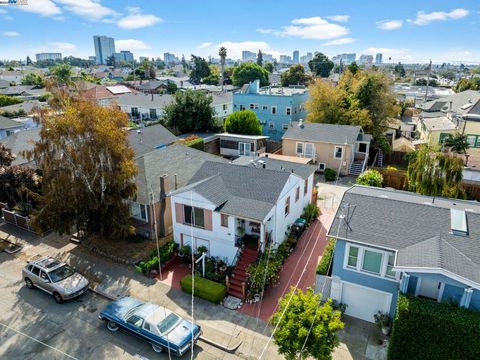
332, 239, 400, 317
470, 290, 480, 311
407, 276, 418, 294
442, 284, 464, 305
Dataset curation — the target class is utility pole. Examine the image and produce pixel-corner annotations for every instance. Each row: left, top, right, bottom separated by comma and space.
425, 59, 432, 102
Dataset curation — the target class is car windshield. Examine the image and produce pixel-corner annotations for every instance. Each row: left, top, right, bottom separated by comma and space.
157, 313, 180, 335
48, 265, 75, 283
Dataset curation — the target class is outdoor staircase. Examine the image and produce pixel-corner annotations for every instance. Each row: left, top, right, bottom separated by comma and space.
349, 160, 364, 176
227, 247, 258, 299
377, 150, 384, 167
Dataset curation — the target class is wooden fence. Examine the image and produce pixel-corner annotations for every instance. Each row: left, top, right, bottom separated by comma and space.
2, 209, 35, 232
371, 167, 408, 190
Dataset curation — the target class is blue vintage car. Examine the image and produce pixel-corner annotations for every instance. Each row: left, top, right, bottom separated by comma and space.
98, 296, 201, 356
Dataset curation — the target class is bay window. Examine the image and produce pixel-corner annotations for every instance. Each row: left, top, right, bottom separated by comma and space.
345, 244, 397, 280
361, 250, 383, 274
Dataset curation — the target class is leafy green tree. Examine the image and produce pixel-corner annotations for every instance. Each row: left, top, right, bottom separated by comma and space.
308, 52, 334, 78
347, 62, 359, 75
415, 79, 438, 87
442, 133, 469, 155
0, 95, 23, 107
28, 95, 137, 239
190, 55, 211, 84
281, 64, 309, 86
394, 62, 406, 77
0, 165, 41, 216
224, 110, 262, 135
270, 288, 344, 360
162, 90, 216, 133
50, 63, 73, 85
356, 169, 384, 187
256, 49, 263, 66
166, 81, 177, 94
106, 55, 116, 67
263, 62, 274, 73
407, 146, 465, 199
202, 65, 220, 85
454, 78, 480, 92
232, 62, 269, 87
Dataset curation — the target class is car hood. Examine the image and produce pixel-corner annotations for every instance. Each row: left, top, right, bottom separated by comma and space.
56, 272, 89, 291
100, 296, 144, 320
167, 320, 200, 346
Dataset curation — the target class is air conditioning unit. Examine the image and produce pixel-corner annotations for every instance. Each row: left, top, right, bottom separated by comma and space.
318, 163, 326, 173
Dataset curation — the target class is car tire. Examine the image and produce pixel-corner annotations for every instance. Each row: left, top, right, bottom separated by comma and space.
106, 321, 119, 332
25, 278, 34, 289
53, 292, 63, 304
151, 344, 164, 353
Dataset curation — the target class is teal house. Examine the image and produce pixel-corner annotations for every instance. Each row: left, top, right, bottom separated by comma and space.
232, 80, 308, 141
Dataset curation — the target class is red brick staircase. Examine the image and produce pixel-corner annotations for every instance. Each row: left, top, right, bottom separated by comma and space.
227, 246, 258, 299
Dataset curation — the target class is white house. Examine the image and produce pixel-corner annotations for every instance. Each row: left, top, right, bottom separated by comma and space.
170, 160, 316, 264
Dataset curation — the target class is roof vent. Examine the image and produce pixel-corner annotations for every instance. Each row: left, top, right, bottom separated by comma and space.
450, 208, 468, 236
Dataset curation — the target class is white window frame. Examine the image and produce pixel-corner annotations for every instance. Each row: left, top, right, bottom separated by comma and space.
285, 107, 291, 116
130, 202, 148, 222
318, 163, 326, 172
271, 106, 277, 115
262, 105, 269, 111
304, 143, 314, 158
239, 142, 252, 156
282, 123, 289, 130
249, 103, 259, 110
343, 243, 399, 282
334, 146, 343, 159
296, 142, 303, 155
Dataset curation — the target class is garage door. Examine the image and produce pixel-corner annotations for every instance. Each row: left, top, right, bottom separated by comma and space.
341, 282, 392, 322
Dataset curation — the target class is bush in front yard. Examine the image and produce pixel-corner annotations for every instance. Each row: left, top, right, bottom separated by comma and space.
316, 238, 335, 275
388, 294, 480, 360
324, 168, 337, 182
356, 169, 383, 187
180, 274, 226, 303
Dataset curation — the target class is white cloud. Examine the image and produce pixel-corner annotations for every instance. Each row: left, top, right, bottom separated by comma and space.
197, 42, 213, 49
54, 0, 117, 21
376, 19, 403, 30
17, 0, 62, 17
3, 31, 19, 37
323, 37, 355, 46
410, 8, 469, 26
326, 15, 350, 23
256, 28, 275, 34
116, 39, 151, 51
117, 7, 162, 29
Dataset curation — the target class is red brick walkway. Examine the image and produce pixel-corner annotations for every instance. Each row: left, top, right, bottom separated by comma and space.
238, 208, 335, 320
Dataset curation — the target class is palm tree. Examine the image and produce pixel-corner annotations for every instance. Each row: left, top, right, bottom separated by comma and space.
218, 47, 227, 91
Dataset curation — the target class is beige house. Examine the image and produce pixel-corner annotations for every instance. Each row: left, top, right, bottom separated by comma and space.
282, 121, 371, 175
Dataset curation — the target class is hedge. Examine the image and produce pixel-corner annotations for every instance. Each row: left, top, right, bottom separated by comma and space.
324, 168, 336, 182
180, 274, 226, 303
388, 294, 480, 360
316, 238, 335, 275
185, 137, 204, 151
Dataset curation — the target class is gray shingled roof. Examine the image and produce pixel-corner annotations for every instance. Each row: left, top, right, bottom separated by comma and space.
116, 93, 174, 108
180, 161, 292, 221
128, 124, 177, 158
329, 185, 480, 286
0, 100, 47, 114
134, 144, 227, 204
236, 156, 316, 180
283, 122, 362, 145
0, 116, 24, 130
0, 128, 40, 166
420, 90, 480, 116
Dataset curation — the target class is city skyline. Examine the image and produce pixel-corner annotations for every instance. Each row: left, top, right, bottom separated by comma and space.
0, 0, 480, 64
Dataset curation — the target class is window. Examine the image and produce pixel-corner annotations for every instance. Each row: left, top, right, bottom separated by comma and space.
269, 122, 275, 130
271, 106, 277, 115
249, 103, 259, 110
149, 108, 157, 119
285, 107, 291, 116
143, 322, 151, 332
334, 146, 343, 159
240, 105, 245, 110
130, 202, 147, 221
466, 135, 476, 147
304, 143, 314, 158
262, 105, 269, 110
184, 206, 205, 228
239, 142, 252, 156
439, 132, 449, 144
283, 123, 289, 130
361, 250, 383, 274
285, 197, 290, 216
296, 142, 303, 155
126, 315, 144, 328
31, 266, 40, 276
131, 107, 139, 117
358, 143, 367, 153
221, 214, 229, 227
347, 246, 359, 268
386, 254, 396, 278
295, 187, 300, 202
304, 179, 308, 195
40, 271, 49, 282
223, 104, 227, 111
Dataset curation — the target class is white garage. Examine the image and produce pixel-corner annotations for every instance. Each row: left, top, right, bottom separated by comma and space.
341, 282, 392, 322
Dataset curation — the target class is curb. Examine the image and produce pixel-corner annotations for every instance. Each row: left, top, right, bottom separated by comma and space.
88, 287, 118, 301
199, 335, 242, 353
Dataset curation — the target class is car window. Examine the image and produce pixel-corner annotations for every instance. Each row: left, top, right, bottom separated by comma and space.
157, 313, 180, 334
49, 265, 75, 283
126, 315, 143, 328
40, 271, 50, 282
31, 266, 40, 276
27, 265, 33, 272
143, 322, 151, 332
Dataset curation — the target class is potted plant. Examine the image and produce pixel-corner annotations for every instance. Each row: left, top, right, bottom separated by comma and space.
196, 245, 208, 256
180, 245, 192, 263
374, 311, 392, 335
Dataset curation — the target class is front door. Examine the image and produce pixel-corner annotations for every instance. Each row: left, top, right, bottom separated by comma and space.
418, 278, 440, 300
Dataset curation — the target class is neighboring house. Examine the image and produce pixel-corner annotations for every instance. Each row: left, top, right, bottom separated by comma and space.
0, 71, 25, 84
0, 100, 47, 116
233, 80, 308, 141
0, 79, 11, 88
131, 143, 228, 239
218, 133, 269, 158
0, 116, 28, 139
282, 121, 371, 175
128, 123, 177, 158
327, 185, 480, 323
170, 160, 315, 264
210, 92, 233, 123
114, 93, 174, 121
81, 85, 132, 106
0, 85, 36, 96
0, 128, 41, 167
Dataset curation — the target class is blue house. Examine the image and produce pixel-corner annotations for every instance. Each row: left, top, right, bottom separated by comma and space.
232, 80, 308, 141
327, 185, 480, 323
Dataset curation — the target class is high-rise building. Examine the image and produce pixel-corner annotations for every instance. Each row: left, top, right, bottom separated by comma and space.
163, 52, 178, 65
306, 52, 313, 62
113, 50, 134, 63
88, 56, 96, 62
359, 54, 374, 65
263, 53, 274, 62
93, 36, 115, 65
35, 53, 62, 62
241, 50, 256, 62
375, 53, 383, 65
293, 50, 299, 64
332, 53, 356, 65
279, 55, 292, 64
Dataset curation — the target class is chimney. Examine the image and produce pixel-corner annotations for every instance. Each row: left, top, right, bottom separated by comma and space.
160, 174, 170, 198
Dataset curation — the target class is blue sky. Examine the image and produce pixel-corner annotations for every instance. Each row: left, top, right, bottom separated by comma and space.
1, 0, 480, 64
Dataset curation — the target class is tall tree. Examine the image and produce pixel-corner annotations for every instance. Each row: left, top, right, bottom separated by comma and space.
281, 64, 309, 86
50, 63, 73, 86
271, 288, 344, 360
162, 90, 216, 133
263, 62, 274, 73
224, 110, 262, 135
28, 96, 137, 239
181, 54, 188, 73
219, 47, 227, 90
308, 53, 334, 78
189, 55, 211, 84
21, 73, 45, 87
394, 62, 406, 77
231, 62, 269, 87
257, 50, 263, 66
407, 146, 465, 199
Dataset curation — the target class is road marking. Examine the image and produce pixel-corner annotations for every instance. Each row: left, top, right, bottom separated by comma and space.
0, 321, 80, 360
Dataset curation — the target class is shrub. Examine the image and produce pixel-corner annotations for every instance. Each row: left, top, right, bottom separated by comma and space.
303, 203, 320, 223
180, 274, 226, 303
324, 168, 337, 182
138, 240, 176, 273
184, 136, 204, 151
0, 95, 23, 107
224, 110, 262, 135
388, 294, 480, 360
316, 238, 335, 275
356, 169, 383, 187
